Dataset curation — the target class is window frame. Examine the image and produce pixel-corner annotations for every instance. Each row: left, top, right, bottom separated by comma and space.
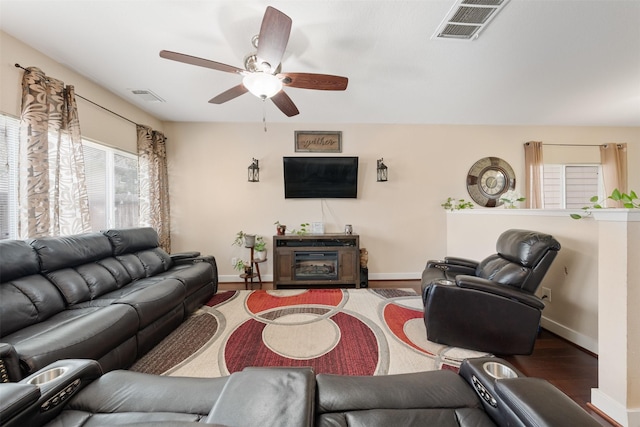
542, 163, 604, 209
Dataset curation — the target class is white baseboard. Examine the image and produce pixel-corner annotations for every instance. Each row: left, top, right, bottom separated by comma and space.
368, 272, 422, 280
219, 272, 422, 283
591, 388, 640, 427
540, 316, 598, 355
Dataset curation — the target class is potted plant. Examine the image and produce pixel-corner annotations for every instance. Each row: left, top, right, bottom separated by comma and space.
233, 259, 252, 275
254, 236, 267, 261
233, 231, 256, 248
499, 190, 526, 209
274, 221, 286, 235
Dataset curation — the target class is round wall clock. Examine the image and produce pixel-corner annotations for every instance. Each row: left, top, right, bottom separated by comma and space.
466, 157, 516, 207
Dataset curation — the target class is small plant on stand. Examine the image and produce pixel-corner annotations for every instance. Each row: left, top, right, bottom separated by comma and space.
233, 259, 252, 275
233, 231, 256, 248
254, 236, 267, 261
274, 221, 286, 235
441, 197, 474, 212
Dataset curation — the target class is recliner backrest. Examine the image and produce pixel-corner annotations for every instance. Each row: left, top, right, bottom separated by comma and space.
476, 229, 561, 294
102, 228, 172, 279
0, 241, 67, 337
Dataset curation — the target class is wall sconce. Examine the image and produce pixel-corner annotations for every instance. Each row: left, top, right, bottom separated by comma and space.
377, 158, 388, 182
248, 158, 259, 182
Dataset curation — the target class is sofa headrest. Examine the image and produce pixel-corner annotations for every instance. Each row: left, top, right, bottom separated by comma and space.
0, 240, 40, 282
29, 233, 113, 273
102, 227, 160, 256
496, 229, 561, 268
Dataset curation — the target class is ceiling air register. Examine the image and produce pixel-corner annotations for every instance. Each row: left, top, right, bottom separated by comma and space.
433, 0, 511, 40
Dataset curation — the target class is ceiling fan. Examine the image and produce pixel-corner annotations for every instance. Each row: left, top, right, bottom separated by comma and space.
159, 6, 348, 117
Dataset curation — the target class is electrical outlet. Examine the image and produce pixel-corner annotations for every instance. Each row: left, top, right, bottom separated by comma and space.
231, 257, 238, 267
541, 287, 551, 302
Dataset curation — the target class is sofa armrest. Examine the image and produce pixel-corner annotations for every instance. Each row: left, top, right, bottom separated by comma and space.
170, 251, 201, 261
456, 275, 545, 310
2, 360, 103, 427
0, 383, 40, 424
425, 258, 477, 276
495, 377, 601, 427
444, 256, 480, 269
205, 367, 315, 427
0, 343, 22, 382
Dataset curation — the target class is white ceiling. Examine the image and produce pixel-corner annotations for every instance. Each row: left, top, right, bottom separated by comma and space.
1, 0, 639, 126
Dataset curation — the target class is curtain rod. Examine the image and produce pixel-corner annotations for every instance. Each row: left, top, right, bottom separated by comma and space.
542, 143, 624, 148
15, 63, 140, 127
543, 143, 600, 147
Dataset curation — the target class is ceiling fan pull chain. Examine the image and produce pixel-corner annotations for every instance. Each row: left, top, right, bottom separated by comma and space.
263, 99, 268, 132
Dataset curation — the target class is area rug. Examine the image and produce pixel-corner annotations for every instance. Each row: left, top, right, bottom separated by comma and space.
130, 288, 490, 377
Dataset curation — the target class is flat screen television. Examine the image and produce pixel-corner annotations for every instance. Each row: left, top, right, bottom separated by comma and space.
283, 156, 358, 199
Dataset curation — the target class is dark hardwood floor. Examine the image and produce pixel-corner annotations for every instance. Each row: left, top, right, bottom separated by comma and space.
220, 279, 615, 426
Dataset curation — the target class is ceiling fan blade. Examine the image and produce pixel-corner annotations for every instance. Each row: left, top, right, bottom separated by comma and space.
160, 50, 244, 74
208, 84, 248, 104
255, 7, 292, 72
279, 72, 349, 91
271, 91, 299, 117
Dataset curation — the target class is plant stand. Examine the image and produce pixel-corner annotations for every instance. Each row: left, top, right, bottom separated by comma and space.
239, 246, 265, 290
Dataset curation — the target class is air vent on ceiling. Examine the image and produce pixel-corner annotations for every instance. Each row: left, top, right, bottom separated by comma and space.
130, 89, 165, 103
433, 0, 510, 40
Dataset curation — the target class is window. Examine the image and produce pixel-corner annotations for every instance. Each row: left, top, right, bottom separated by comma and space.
82, 141, 140, 231
0, 113, 139, 239
0, 115, 19, 239
543, 164, 603, 209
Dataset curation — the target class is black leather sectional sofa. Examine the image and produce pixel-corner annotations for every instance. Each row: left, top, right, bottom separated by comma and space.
0, 356, 600, 427
0, 227, 217, 379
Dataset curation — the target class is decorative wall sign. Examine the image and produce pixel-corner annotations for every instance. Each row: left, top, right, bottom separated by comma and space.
466, 157, 516, 207
294, 131, 342, 153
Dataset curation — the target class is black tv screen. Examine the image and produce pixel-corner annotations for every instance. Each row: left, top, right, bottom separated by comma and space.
283, 157, 358, 199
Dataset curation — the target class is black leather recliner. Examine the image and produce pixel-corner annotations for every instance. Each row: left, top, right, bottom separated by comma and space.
421, 229, 561, 355
0, 355, 600, 427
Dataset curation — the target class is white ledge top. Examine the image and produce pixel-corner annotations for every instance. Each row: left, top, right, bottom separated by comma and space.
447, 208, 640, 222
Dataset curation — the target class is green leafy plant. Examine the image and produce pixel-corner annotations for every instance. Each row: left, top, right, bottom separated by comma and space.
232, 231, 246, 246
441, 197, 474, 212
232, 231, 256, 248
570, 188, 638, 219
254, 236, 266, 252
233, 259, 247, 272
499, 190, 526, 208
291, 223, 310, 235
609, 188, 639, 208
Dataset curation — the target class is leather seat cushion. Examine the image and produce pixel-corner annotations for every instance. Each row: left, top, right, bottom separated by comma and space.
3, 304, 138, 374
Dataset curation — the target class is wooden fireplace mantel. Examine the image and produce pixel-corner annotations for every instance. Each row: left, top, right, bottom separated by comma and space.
273, 234, 360, 289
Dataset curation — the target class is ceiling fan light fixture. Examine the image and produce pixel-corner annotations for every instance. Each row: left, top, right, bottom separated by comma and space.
243, 72, 282, 99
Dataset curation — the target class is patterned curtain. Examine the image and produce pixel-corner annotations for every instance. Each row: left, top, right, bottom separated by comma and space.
600, 143, 628, 207
524, 141, 544, 209
18, 67, 91, 238
137, 125, 171, 252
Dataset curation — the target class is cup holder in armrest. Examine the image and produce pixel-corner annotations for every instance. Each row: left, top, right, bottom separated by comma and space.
434, 279, 455, 286
27, 367, 68, 386
483, 362, 518, 379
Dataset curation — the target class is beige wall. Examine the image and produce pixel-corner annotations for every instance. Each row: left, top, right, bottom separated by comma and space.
1, 31, 162, 152
164, 121, 640, 283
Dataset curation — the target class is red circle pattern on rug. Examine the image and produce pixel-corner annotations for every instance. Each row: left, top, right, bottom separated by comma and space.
223, 290, 380, 375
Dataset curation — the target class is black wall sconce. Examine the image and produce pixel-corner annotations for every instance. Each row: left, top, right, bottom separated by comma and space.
377, 158, 388, 182
248, 158, 259, 182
